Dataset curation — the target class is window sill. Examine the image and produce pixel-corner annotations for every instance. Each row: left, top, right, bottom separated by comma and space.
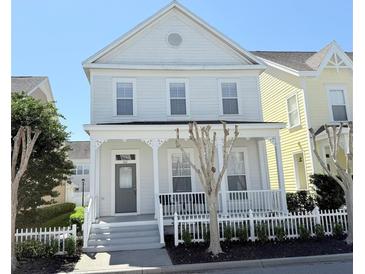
287, 124, 302, 132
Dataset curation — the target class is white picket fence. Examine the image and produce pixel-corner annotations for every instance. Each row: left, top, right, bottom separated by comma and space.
174, 207, 348, 246
15, 224, 77, 254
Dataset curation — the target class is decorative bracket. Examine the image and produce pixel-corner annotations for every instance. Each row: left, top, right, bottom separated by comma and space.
143, 139, 167, 150
91, 138, 108, 149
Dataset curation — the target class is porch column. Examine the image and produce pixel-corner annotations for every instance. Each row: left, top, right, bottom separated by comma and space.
257, 140, 270, 190
217, 138, 228, 214
270, 136, 288, 212
144, 139, 166, 218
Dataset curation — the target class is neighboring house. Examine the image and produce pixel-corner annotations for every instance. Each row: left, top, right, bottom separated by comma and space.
254, 41, 353, 192
11, 76, 54, 103
12, 76, 67, 204
81, 1, 287, 252
65, 141, 90, 206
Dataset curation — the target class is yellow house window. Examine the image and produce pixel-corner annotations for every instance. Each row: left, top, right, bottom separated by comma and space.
286, 94, 300, 128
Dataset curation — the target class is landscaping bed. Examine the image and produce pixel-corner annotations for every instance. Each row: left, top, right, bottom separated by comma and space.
165, 235, 352, 265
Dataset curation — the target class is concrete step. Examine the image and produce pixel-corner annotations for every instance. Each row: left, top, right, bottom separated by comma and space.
83, 242, 164, 252
91, 224, 158, 234
88, 235, 159, 246
89, 229, 159, 240
93, 220, 157, 228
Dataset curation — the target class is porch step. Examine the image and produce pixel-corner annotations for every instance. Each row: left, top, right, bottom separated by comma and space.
85, 221, 164, 253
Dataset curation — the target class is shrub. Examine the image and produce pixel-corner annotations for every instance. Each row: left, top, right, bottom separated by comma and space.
45, 239, 59, 256
65, 238, 76, 256
310, 174, 345, 210
15, 240, 47, 259
274, 226, 286, 241
333, 223, 344, 239
223, 224, 233, 242
287, 191, 315, 212
182, 229, 192, 245
255, 223, 268, 242
69, 206, 84, 231
314, 224, 325, 239
298, 225, 310, 240
236, 225, 248, 242
203, 229, 210, 243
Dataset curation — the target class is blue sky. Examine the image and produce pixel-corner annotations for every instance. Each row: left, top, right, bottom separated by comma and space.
12, 0, 353, 141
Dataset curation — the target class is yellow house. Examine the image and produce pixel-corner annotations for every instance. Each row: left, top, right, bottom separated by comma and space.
252, 41, 353, 192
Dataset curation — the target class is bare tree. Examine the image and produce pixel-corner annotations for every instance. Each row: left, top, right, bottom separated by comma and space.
11, 126, 41, 269
309, 122, 352, 244
176, 122, 239, 255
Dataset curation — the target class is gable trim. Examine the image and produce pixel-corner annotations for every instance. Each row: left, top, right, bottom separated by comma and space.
82, 1, 264, 67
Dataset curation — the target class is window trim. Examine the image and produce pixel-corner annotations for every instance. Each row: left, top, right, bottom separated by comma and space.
326, 84, 349, 122
71, 160, 90, 176
226, 147, 250, 191
286, 92, 301, 129
166, 78, 190, 117
112, 78, 137, 117
167, 148, 196, 193
218, 79, 240, 116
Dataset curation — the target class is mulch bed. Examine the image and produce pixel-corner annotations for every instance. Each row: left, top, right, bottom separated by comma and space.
165, 235, 352, 265
14, 255, 80, 274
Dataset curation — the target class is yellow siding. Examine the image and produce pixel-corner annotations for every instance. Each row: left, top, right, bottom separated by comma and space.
260, 67, 313, 192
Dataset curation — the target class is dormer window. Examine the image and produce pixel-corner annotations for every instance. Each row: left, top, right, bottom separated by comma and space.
113, 78, 136, 116
221, 82, 239, 115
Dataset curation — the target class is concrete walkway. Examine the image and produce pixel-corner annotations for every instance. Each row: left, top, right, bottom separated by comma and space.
72, 248, 172, 273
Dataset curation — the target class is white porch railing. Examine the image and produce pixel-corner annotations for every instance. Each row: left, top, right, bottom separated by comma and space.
159, 190, 284, 217
83, 197, 96, 248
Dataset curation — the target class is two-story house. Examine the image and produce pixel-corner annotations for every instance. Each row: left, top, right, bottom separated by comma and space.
81, 2, 288, 252
255, 41, 353, 192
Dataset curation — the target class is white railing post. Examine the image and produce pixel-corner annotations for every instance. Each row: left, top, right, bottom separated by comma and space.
249, 209, 255, 241
174, 212, 179, 247
313, 206, 321, 225
159, 203, 165, 244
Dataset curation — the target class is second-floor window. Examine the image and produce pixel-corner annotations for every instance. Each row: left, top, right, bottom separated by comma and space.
328, 89, 348, 121
286, 94, 300, 128
169, 82, 187, 115
71, 164, 89, 175
116, 82, 134, 115
221, 82, 239, 115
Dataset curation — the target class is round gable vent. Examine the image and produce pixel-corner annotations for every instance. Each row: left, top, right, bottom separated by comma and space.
167, 33, 183, 47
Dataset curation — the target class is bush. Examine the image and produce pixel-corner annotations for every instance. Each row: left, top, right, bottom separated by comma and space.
236, 225, 248, 242
255, 223, 268, 242
203, 229, 210, 243
65, 238, 76, 256
15, 240, 47, 259
298, 225, 310, 240
333, 223, 344, 239
274, 226, 286, 241
45, 239, 59, 256
223, 224, 233, 242
310, 174, 345, 210
314, 224, 325, 239
182, 229, 192, 245
69, 206, 84, 231
287, 191, 315, 212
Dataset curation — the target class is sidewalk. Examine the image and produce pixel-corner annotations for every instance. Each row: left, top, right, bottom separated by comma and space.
69, 251, 352, 274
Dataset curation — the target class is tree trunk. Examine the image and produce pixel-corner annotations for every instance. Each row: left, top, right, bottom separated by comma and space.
344, 184, 353, 244
207, 194, 222, 255
11, 177, 20, 270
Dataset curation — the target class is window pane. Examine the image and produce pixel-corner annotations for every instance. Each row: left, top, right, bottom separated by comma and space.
287, 96, 297, 112
227, 175, 247, 191
172, 153, 191, 176
222, 83, 237, 97
71, 169, 76, 175
76, 165, 83, 175
289, 111, 300, 126
170, 83, 185, 98
119, 167, 132, 188
83, 165, 89, 175
117, 83, 133, 98
332, 105, 348, 121
228, 152, 245, 175
330, 90, 345, 105
173, 177, 192, 192
116, 154, 136, 161
170, 99, 186, 115
117, 99, 133, 115
223, 99, 238, 114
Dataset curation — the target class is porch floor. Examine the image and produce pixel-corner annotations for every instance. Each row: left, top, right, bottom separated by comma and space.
96, 214, 155, 224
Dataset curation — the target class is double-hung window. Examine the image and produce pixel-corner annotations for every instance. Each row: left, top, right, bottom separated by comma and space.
328, 89, 348, 121
169, 82, 187, 115
171, 152, 192, 192
286, 94, 300, 128
116, 81, 134, 116
71, 164, 89, 175
221, 82, 239, 115
227, 150, 247, 192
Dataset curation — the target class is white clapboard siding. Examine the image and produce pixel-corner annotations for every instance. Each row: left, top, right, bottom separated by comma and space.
174, 207, 348, 246
15, 225, 77, 254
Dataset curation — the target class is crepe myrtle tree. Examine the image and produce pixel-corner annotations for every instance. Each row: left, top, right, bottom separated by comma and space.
176, 121, 239, 255
309, 122, 353, 244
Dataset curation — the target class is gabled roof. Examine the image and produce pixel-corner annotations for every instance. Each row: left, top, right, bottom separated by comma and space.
82, 1, 264, 68
252, 41, 352, 76
11, 76, 54, 102
67, 141, 90, 160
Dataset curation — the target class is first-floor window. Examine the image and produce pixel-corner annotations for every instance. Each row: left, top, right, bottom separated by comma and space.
227, 151, 247, 191
171, 152, 192, 192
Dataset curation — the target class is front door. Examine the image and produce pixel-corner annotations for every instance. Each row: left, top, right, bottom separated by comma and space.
115, 163, 137, 213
